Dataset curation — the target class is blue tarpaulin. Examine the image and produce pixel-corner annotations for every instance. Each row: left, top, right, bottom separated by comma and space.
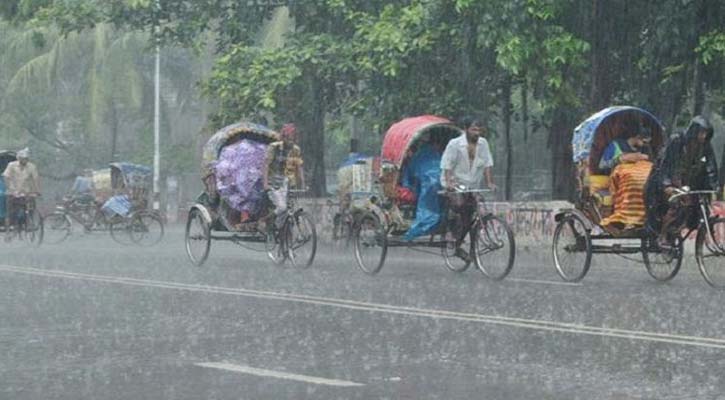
402, 143, 443, 240
0, 177, 5, 220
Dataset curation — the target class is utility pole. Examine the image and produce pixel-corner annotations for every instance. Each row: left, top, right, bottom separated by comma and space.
152, 0, 161, 210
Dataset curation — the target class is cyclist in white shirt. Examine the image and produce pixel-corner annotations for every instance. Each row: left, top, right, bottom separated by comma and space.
440, 116, 496, 260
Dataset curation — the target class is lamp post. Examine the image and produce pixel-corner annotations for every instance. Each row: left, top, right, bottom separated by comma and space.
152, 1, 161, 210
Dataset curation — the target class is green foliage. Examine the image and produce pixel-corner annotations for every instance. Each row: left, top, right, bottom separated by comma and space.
698, 30, 725, 65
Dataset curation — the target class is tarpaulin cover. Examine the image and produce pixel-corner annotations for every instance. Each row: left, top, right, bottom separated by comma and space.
202, 122, 279, 178
382, 115, 456, 167
401, 143, 443, 240
572, 106, 664, 167
213, 139, 268, 217
102, 195, 132, 217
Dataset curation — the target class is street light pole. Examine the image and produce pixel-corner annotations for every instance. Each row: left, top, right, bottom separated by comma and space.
152, 2, 161, 211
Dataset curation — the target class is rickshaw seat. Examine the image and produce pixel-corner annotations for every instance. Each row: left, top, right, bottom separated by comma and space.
585, 174, 612, 206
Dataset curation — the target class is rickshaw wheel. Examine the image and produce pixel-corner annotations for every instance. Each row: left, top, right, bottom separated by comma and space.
642, 235, 683, 282
128, 211, 164, 246
473, 215, 515, 280
44, 212, 72, 244
440, 231, 472, 273
287, 211, 317, 269
353, 213, 387, 275
185, 208, 211, 267
552, 213, 592, 282
696, 217, 725, 288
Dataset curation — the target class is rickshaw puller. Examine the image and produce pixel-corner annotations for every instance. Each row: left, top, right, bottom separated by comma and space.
645, 115, 719, 247
2, 148, 40, 233
262, 123, 305, 229
441, 116, 495, 260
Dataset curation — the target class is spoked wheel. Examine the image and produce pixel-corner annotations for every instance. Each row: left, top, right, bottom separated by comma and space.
25, 211, 43, 247
128, 211, 165, 246
44, 212, 72, 244
287, 211, 317, 269
552, 213, 592, 282
696, 217, 725, 288
642, 235, 683, 282
353, 213, 387, 275
440, 231, 472, 273
472, 215, 515, 280
185, 209, 211, 266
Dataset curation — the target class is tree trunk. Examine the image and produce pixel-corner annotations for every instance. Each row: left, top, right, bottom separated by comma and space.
109, 100, 119, 163
548, 109, 576, 200
589, 0, 613, 111
692, 0, 707, 115
295, 76, 327, 197
502, 77, 513, 201
521, 78, 529, 143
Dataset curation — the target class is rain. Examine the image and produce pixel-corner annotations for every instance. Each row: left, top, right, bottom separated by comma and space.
1, 1, 725, 399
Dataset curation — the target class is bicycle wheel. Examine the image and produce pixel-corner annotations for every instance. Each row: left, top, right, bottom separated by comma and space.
353, 213, 387, 275
552, 214, 592, 282
44, 212, 72, 244
185, 208, 211, 266
440, 231, 472, 273
109, 216, 133, 245
25, 211, 43, 247
288, 211, 317, 269
642, 235, 683, 282
473, 215, 515, 280
696, 217, 725, 288
128, 211, 164, 246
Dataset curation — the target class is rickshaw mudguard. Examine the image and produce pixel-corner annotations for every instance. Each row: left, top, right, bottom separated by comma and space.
554, 208, 595, 231
189, 204, 213, 225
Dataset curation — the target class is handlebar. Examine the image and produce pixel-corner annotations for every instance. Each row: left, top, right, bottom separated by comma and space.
437, 188, 494, 195
668, 188, 717, 203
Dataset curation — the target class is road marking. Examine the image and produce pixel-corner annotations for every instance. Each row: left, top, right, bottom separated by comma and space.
195, 362, 364, 387
508, 277, 582, 287
2, 264, 725, 350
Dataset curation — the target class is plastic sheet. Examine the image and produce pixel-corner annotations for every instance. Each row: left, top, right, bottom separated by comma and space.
102, 195, 132, 217
213, 139, 268, 219
402, 143, 443, 240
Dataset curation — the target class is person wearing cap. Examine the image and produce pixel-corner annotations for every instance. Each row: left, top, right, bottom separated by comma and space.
645, 115, 719, 246
262, 123, 305, 228
2, 148, 40, 230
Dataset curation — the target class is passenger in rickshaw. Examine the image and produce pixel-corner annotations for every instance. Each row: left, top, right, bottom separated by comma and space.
262, 123, 305, 228
401, 136, 446, 240
645, 115, 719, 245
598, 123, 654, 230
440, 116, 495, 258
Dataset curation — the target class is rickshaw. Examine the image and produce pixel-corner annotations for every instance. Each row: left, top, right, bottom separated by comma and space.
351, 115, 516, 277
44, 162, 164, 246
552, 106, 725, 286
332, 153, 379, 246
184, 122, 317, 268
0, 150, 43, 245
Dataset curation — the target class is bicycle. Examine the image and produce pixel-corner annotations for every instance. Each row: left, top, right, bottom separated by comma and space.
3, 193, 43, 246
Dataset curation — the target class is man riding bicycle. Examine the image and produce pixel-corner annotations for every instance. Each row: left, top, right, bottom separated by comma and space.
262, 123, 305, 229
440, 116, 496, 260
2, 148, 41, 235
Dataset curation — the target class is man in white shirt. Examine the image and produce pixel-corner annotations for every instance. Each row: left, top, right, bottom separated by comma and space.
440, 116, 496, 260
3, 148, 40, 232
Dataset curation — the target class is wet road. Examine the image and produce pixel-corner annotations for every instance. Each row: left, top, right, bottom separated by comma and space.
1, 226, 724, 399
